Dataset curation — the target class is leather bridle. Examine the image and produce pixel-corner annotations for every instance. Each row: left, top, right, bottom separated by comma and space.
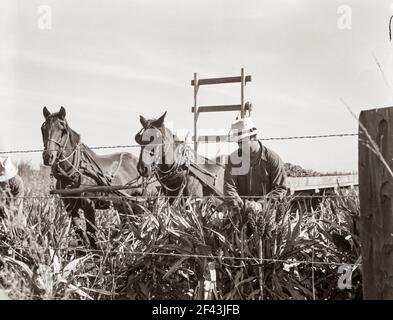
42, 119, 71, 156
137, 126, 191, 194
42, 119, 83, 183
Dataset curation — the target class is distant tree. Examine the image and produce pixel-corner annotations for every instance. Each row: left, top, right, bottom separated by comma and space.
284, 163, 355, 177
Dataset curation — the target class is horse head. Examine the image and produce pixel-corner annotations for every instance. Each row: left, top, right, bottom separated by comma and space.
41, 106, 79, 166
135, 111, 176, 177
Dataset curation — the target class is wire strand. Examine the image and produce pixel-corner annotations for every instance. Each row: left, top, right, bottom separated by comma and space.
3, 244, 361, 268
0, 133, 358, 155
0, 194, 359, 200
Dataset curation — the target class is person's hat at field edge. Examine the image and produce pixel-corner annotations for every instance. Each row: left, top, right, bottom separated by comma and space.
230, 117, 258, 142
0, 157, 18, 182
244, 101, 253, 113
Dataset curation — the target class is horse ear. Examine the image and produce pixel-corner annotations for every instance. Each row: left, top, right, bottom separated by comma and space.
153, 111, 167, 128
140, 115, 149, 129
43, 106, 51, 119
59, 106, 66, 120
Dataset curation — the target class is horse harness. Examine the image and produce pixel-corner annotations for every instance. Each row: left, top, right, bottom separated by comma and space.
136, 127, 224, 198
48, 126, 134, 196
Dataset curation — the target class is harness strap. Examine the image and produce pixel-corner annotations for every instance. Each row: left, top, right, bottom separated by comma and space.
153, 142, 191, 194
188, 163, 224, 198
110, 153, 125, 181
78, 147, 136, 198
48, 126, 141, 199
52, 144, 82, 187
52, 163, 81, 188
179, 143, 223, 197
80, 147, 112, 185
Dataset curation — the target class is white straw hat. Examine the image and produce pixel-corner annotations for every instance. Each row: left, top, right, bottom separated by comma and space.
230, 117, 258, 142
0, 157, 18, 182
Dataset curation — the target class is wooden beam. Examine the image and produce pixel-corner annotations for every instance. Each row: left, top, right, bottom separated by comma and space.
50, 185, 140, 198
193, 72, 198, 152
287, 175, 358, 192
359, 106, 393, 299
191, 75, 251, 86
241, 68, 245, 118
191, 104, 242, 113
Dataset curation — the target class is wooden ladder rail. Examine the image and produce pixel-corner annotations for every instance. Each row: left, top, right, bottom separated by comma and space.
191, 68, 252, 152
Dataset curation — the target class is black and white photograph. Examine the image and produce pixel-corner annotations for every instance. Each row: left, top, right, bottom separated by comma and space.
0, 0, 392, 305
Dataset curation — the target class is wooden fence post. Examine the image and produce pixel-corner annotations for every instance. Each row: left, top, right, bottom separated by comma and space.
359, 106, 393, 299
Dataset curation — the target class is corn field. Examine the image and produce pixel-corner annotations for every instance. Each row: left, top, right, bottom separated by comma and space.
0, 164, 362, 300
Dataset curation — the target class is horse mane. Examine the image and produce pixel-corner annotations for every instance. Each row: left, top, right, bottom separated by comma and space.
146, 120, 222, 167
64, 121, 81, 147
163, 126, 182, 144
163, 125, 225, 168
65, 124, 96, 157
45, 112, 81, 147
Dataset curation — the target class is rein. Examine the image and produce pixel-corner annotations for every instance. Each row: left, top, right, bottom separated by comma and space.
154, 143, 191, 194
46, 125, 145, 198
137, 124, 223, 198
44, 122, 83, 186
45, 122, 108, 189
139, 126, 192, 195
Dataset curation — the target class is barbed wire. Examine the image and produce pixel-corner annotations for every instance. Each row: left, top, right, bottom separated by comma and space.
3, 243, 360, 268
0, 133, 358, 155
258, 133, 358, 141
0, 194, 359, 200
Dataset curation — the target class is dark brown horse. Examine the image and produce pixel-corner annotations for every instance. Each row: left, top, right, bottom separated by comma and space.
135, 112, 225, 201
41, 106, 152, 248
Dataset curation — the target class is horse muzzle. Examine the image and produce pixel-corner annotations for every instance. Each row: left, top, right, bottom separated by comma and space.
138, 164, 152, 178
43, 151, 57, 166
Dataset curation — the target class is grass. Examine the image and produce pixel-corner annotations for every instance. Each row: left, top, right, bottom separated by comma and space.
0, 162, 362, 300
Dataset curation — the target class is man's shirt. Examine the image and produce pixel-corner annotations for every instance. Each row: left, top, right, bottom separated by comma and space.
224, 142, 287, 204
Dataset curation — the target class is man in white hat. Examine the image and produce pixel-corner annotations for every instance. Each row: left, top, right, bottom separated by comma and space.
0, 157, 24, 218
224, 115, 287, 212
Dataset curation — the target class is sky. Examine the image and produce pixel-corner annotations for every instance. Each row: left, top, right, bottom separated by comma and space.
1, 0, 393, 172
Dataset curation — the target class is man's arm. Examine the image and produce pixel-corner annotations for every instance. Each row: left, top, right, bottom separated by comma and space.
224, 162, 243, 207
265, 150, 288, 199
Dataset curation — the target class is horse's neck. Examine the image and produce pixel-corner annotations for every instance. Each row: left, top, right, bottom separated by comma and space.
158, 128, 183, 170
55, 127, 82, 171
79, 142, 95, 159
65, 125, 80, 151
158, 128, 217, 170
